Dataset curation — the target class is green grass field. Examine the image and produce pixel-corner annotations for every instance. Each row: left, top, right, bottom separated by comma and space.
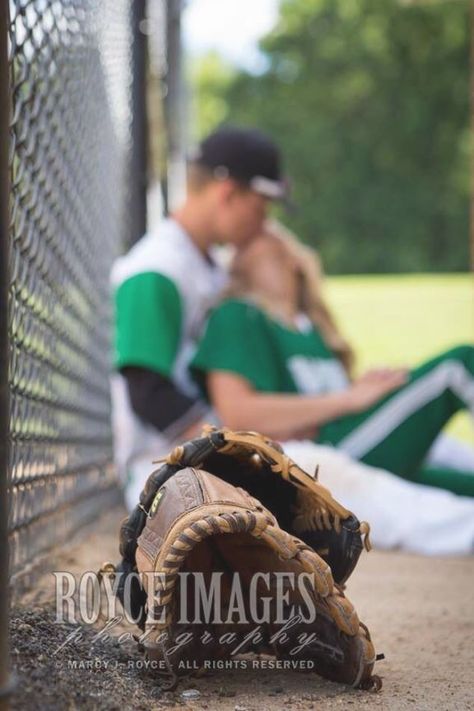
325, 273, 473, 443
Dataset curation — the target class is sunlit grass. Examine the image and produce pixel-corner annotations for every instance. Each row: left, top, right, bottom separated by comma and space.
325, 274, 473, 443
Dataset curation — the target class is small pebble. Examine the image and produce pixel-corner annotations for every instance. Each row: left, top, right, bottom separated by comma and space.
181, 688, 201, 700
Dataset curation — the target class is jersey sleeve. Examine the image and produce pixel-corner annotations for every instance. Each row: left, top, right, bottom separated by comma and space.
190, 299, 274, 396
114, 271, 182, 377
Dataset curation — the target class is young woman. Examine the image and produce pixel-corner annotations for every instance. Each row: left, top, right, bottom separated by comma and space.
189, 223, 474, 554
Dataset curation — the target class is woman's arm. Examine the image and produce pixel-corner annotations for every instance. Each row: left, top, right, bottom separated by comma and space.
208, 369, 407, 441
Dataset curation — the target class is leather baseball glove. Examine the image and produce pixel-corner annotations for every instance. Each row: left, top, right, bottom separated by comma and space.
109, 427, 382, 691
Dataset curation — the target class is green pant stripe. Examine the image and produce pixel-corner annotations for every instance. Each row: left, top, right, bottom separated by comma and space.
337, 359, 474, 459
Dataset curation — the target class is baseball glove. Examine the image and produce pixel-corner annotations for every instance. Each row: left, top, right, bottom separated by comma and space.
108, 427, 382, 690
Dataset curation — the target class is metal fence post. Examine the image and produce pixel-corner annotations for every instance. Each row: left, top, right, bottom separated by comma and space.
130, 0, 149, 244
0, 2, 13, 705
165, 0, 186, 212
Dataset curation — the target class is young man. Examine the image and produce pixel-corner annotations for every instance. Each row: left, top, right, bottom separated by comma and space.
111, 126, 288, 509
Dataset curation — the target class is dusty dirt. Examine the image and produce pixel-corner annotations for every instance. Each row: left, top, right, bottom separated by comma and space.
9, 507, 474, 711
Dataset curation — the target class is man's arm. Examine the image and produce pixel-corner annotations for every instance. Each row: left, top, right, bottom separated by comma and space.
115, 272, 209, 440
122, 366, 209, 441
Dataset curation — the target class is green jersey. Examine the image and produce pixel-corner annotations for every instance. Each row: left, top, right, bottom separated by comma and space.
191, 298, 349, 398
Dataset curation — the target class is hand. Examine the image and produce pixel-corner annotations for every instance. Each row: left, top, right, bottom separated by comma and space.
360, 366, 408, 380
346, 367, 408, 413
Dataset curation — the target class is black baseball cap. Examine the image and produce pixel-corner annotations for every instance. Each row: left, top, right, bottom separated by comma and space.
189, 125, 290, 201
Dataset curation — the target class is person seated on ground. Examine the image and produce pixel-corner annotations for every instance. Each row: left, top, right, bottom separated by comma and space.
110, 126, 289, 511
191, 221, 474, 497
187, 221, 474, 555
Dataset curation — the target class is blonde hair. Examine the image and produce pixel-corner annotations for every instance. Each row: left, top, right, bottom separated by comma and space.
229, 220, 355, 375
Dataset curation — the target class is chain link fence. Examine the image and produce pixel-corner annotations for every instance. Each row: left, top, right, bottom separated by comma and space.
5, 0, 149, 590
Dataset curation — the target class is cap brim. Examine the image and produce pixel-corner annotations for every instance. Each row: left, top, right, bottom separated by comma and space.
250, 176, 297, 213
250, 175, 287, 200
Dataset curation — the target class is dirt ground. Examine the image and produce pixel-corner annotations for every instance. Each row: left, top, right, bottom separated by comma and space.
9, 507, 474, 711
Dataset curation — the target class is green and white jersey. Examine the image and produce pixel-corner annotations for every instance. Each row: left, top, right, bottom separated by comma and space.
192, 298, 474, 504
191, 298, 349, 397
110, 218, 227, 479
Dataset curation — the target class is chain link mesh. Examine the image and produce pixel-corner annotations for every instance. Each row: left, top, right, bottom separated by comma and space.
7, 0, 142, 585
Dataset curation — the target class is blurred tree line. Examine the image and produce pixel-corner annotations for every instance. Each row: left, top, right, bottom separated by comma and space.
189, 0, 470, 274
